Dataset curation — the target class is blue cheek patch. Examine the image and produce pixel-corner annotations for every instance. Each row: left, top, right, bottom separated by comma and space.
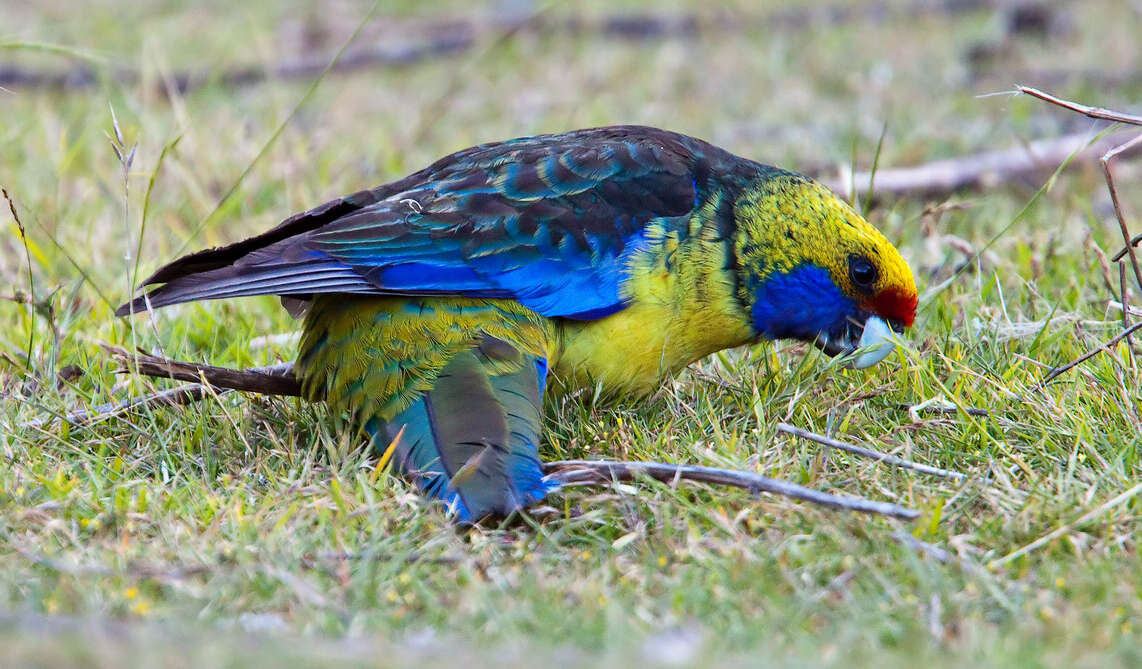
750, 265, 858, 341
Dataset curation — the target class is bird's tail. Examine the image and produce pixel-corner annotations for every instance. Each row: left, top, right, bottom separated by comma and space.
361, 349, 551, 522
296, 295, 555, 522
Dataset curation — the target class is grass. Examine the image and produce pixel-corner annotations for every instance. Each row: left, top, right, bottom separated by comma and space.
3, 0, 1142, 665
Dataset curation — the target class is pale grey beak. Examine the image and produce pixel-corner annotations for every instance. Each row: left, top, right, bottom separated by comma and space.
849, 315, 897, 369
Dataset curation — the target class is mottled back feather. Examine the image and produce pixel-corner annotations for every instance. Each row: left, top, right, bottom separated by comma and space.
116, 126, 774, 319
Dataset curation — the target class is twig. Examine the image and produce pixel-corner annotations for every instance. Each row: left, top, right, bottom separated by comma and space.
1017, 86, 1142, 289
19, 349, 299, 428
106, 345, 300, 396
1102, 134, 1142, 292
1017, 86, 1142, 127
1035, 319, 1142, 387
775, 422, 967, 481
543, 460, 918, 520
817, 130, 1142, 200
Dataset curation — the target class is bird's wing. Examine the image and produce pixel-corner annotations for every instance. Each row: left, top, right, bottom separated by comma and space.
117, 127, 712, 320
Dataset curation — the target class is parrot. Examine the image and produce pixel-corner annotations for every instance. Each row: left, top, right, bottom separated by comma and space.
116, 126, 917, 522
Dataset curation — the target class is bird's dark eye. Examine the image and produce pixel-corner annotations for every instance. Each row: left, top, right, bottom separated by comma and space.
848, 255, 878, 290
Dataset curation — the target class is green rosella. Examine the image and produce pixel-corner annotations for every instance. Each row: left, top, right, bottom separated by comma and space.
117, 126, 917, 522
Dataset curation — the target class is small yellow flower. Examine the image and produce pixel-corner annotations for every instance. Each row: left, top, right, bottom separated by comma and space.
1055, 577, 1065, 589
657, 556, 667, 567
125, 587, 139, 600
131, 601, 150, 615
580, 550, 592, 560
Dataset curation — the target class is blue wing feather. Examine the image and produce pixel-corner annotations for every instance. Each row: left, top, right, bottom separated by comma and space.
117, 126, 768, 319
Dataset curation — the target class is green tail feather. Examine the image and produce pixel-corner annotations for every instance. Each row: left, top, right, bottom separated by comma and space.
296, 295, 556, 522
365, 347, 550, 521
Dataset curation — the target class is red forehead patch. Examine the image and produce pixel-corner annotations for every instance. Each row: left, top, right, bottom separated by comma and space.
869, 287, 917, 328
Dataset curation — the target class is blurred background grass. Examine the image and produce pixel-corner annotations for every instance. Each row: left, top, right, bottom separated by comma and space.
3, 1, 1142, 666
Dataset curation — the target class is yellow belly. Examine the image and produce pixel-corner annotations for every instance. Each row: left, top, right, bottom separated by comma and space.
548, 261, 754, 397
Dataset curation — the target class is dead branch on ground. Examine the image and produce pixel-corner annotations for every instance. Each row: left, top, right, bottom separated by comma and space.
1, 2, 995, 94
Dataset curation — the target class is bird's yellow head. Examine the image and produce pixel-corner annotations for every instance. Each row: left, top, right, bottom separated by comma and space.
732, 173, 917, 367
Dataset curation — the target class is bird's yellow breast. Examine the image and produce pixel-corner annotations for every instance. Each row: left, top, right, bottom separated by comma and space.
548, 218, 754, 396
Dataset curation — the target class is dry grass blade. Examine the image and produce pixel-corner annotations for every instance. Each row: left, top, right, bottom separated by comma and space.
989, 480, 1142, 568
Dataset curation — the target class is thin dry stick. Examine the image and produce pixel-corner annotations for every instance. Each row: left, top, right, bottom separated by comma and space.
19, 349, 298, 428
989, 480, 1142, 568
1102, 133, 1142, 291
1018, 86, 1142, 289
103, 351, 960, 483
1036, 319, 1142, 387
891, 530, 984, 576
106, 345, 301, 396
1121, 263, 1136, 368
776, 422, 967, 481
24, 384, 214, 429
544, 460, 918, 520
1017, 86, 1142, 126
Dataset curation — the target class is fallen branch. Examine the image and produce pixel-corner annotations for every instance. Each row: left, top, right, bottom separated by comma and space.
776, 422, 967, 481
817, 129, 1142, 200
2, 3, 995, 94
20, 348, 298, 428
1017, 86, 1142, 127
544, 460, 918, 520
1017, 86, 1142, 290
105, 345, 300, 396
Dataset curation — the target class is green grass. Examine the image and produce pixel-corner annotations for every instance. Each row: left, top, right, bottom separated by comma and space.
3, 1, 1142, 665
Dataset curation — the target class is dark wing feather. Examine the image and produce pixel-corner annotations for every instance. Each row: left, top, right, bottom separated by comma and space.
117, 126, 759, 319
